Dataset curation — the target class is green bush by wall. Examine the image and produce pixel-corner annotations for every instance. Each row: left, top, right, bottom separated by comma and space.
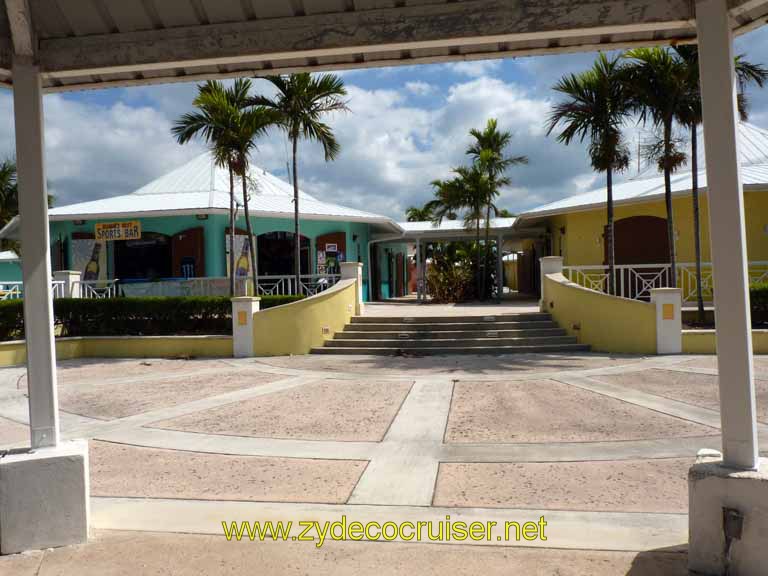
0, 295, 304, 340
751, 283, 768, 325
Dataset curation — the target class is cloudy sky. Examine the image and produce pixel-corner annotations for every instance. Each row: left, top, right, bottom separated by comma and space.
2, 27, 768, 221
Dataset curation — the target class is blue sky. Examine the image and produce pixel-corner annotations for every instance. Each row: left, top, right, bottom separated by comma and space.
2, 28, 768, 221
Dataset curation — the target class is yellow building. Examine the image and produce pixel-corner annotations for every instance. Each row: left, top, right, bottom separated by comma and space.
514, 122, 768, 301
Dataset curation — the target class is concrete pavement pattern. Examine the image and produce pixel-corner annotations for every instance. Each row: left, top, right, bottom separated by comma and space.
2, 351, 766, 574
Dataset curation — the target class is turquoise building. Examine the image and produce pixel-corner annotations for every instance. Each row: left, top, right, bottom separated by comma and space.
1, 152, 408, 301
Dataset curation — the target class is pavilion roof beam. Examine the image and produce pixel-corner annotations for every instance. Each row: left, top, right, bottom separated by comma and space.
38, 0, 695, 81
5, 0, 34, 58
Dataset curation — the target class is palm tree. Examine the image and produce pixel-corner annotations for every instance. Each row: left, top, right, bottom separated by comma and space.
248, 73, 348, 293
173, 81, 241, 296
0, 159, 18, 253
547, 53, 631, 295
674, 46, 768, 321
405, 204, 434, 222
467, 119, 528, 299
623, 47, 692, 288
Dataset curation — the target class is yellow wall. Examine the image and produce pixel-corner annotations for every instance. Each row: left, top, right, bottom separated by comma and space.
544, 273, 657, 354
252, 279, 356, 356
0, 335, 232, 367
682, 330, 768, 354
551, 190, 768, 266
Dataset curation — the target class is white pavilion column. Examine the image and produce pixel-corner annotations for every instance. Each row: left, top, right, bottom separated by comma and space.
13, 57, 59, 449
696, 0, 757, 470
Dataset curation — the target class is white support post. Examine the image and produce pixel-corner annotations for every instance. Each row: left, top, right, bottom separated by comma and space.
650, 288, 682, 354
539, 256, 563, 313
340, 261, 364, 316
496, 233, 504, 303
415, 238, 422, 301
13, 57, 59, 449
696, 0, 758, 471
53, 270, 81, 298
231, 297, 260, 358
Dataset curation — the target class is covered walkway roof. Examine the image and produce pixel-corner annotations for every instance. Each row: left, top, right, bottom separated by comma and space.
2, 1, 768, 92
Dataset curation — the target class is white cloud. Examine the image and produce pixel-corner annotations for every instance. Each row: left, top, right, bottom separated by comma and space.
404, 81, 435, 96
443, 59, 502, 78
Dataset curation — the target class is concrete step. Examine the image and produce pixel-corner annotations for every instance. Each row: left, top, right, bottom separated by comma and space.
323, 336, 579, 348
335, 328, 568, 340
351, 313, 551, 325
346, 321, 560, 332
310, 343, 592, 355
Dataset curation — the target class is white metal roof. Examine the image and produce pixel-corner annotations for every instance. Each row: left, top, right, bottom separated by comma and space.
2, 2, 768, 92
0, 250, 18, 262
47, 151, 397, 227
520, 122, 768, 220
398, 217, 517, 233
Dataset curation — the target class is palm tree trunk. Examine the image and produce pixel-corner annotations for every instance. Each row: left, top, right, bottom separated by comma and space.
241, 171, 258, 297
228, 165, 236, 297
664, 119, 678, 287
292, 136, 302, 296
691, 125, 705, 322
475, 207, 482, 299
481, 203, 492, 300
606, 166, 616, 296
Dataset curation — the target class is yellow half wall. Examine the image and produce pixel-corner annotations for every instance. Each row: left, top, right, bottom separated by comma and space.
252, 279, 356, 356
0, 335, 233, 367
682, 330, 768, 354
544, 273, 657, 354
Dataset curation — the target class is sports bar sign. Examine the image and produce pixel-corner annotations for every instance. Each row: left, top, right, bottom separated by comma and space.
94, 221, 142, 241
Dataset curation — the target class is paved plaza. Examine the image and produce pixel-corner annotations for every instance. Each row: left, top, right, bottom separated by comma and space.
1, 350, 767, 574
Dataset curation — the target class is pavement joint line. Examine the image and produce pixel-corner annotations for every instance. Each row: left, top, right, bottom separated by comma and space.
657, 364, 768, 380
348, 378, 454, 507
90, 496, 689, 553
551, 374, 739, 432
94, 426, 379, 460
62, 374, 321, 439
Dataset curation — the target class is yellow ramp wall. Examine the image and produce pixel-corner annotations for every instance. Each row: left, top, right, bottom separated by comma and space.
682, 330, 768, 354
544, 273, 657, 354
252, 279, 356, 356
0, 335, 232, 367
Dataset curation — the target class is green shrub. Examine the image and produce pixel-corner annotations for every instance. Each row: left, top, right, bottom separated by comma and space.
0, 299, 24, 341
751, 283, 768, 324
426, 244, 476, 303
0, 294, 304, 340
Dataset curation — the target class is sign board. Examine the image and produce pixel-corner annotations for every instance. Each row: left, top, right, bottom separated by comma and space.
95, 221, 142, 241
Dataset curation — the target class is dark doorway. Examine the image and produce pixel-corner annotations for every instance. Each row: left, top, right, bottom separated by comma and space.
606, 215, 670, 265
257, 231, 310, 276
114, 232, 172, 280
172, 227, 205, 278
606, 215, 671, 299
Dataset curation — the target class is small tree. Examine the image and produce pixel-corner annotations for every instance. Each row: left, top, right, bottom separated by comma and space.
248, 74, 348, 293
467, 119, 527, 299
547, 53, 631, 295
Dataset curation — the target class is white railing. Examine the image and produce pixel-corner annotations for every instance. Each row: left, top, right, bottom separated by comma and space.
0, 282, 23, 300
256, 274, 340, 297
119, 274, 340, 298
562, 261, 768, 303
73, 279, 119, 299
51, 280, 65, 298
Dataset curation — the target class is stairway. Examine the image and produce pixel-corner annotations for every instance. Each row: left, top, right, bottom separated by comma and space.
310, 312, 590, 355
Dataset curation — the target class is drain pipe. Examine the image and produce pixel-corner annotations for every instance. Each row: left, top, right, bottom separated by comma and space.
367, 234, 406, 302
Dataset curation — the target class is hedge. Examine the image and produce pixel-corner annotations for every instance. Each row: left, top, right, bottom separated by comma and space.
752, 283, 768, 325
0, 295, 304, 340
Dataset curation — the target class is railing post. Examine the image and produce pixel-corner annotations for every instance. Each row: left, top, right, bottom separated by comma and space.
231, 297, 260, 358
539, 256, 563, 313
650, 288, 682, 354
341, 262, 364, 316
53, 271, 81, 298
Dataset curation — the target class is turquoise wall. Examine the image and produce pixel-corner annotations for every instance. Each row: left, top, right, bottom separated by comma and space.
375, 242, 408, 300
0, 261, 22, 283
49, 214, 383, 300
